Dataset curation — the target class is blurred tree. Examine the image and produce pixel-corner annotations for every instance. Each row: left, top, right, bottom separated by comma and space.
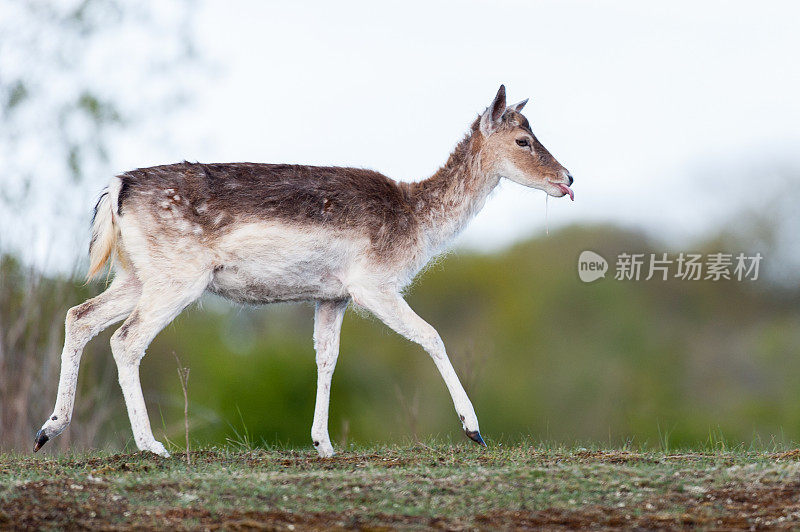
720, 165, 800, 287
0, 0, 200, 264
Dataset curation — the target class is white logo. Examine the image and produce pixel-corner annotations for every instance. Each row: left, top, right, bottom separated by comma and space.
578, 250, 608, 283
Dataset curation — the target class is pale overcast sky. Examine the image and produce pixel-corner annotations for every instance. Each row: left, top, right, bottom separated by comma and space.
6, 1, 800, 266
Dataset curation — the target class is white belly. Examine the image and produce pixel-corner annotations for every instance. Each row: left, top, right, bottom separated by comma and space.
207, 221, 362, 304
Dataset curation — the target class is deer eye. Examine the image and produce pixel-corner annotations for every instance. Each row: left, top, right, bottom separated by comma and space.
516, 138, 530, 147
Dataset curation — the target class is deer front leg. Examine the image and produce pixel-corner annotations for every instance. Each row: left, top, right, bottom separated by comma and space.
311, 298, 349, 457
351, 288, 485, 447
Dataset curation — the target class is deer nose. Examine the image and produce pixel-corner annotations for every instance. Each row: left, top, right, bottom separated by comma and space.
566, 173, 574, 186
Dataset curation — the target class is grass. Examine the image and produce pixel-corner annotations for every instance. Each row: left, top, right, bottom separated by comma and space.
2, 442, 800, 529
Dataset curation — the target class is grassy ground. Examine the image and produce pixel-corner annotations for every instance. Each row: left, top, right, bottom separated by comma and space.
2, 443, 800, 530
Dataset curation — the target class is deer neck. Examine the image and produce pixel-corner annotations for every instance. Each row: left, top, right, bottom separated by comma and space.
411, 132, 499, 256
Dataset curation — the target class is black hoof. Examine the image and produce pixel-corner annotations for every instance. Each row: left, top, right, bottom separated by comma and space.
465, 429, 487, 447
33, 430, 49, 452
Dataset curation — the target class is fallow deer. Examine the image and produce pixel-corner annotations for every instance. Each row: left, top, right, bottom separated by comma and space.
34, 85, 573, 457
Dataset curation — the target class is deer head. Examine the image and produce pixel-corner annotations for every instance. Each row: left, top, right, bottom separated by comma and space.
477, 85, 574, 200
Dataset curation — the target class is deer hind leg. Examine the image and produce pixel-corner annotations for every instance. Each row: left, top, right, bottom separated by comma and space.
351, 288, 485, 446
311, 298, 349, 458
109, 277, 209, 457
34, 274, 142, 452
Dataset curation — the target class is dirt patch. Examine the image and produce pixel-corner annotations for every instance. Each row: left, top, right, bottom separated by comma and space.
699, 481, 800, 529
772, 449, 800, 460
571, 450, 662, 465
270, 454, 414, 470
53, 451, 174, 473
3, 477, 800, 530
0, 477, 131, 530
472, 481, 800, 531
139, 508, 450, 531
0, 479, 443, 532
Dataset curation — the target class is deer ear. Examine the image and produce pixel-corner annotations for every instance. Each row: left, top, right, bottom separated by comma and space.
508, 98, 528, 113
480, 84, 507, 136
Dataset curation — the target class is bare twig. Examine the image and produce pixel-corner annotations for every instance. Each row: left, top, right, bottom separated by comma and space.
394, 384, 420, 442
339, 418, 350, 449
452, 345, 488, 395
173, 352, 191, 465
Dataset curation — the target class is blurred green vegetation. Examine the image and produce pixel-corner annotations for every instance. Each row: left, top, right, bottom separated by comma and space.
3, 223, 800, 452
94, 225, 800, 450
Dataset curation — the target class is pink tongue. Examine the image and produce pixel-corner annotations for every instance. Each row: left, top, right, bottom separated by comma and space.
558, 184, 574, 201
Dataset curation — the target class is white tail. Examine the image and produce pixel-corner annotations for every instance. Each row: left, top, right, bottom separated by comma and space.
87, 179, 120, 280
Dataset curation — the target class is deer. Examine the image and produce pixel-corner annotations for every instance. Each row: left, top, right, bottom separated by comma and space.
34, 85, 574, 458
